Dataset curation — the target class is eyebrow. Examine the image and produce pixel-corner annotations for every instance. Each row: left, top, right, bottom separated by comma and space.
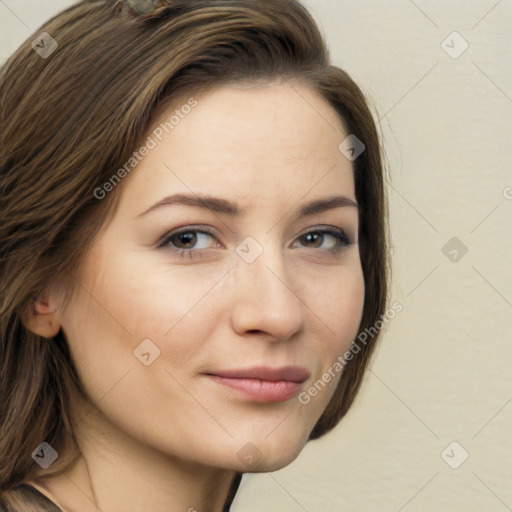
137, 193, 358, 219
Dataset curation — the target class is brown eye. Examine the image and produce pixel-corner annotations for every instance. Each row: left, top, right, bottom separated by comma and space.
171, 231, 198, 249
158, 228, 220, 259
293, 227, 352, 256
300, 232, 325, 248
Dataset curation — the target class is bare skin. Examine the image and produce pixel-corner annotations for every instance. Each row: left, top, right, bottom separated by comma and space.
23, 81, 365, 511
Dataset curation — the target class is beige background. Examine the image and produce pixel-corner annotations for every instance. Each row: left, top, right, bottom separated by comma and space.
1, 1, 511, 510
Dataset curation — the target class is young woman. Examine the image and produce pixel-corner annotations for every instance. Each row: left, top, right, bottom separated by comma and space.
0, 0, 389, 510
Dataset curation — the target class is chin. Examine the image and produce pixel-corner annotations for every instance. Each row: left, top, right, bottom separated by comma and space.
226, 429, 311, 473
248, 453, 302, 473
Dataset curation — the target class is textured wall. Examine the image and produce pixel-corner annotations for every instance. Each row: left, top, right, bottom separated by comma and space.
1, 1, 510, 510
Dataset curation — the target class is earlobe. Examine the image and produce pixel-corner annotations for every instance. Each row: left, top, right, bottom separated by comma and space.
22, 288, 62, 338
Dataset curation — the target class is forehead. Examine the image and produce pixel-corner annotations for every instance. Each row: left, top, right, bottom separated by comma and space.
157, 81, 347, 153
120, 82, 355, 213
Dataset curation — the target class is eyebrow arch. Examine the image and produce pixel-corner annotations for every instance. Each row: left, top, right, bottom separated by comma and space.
137, 193, 358, 219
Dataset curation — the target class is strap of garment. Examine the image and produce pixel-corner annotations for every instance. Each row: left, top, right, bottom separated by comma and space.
222, 472, 243, 512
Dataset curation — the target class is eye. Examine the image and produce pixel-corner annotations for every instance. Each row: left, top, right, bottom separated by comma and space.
157, 228, 220, 259
157, 225, 353, 260
293, 227, 352, 255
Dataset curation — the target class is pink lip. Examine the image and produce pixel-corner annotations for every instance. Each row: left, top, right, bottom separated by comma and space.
205, 366, 310, 403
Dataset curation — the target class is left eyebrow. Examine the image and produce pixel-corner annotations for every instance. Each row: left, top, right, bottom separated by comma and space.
136, 193, 358, 219
298, 195, 358, 217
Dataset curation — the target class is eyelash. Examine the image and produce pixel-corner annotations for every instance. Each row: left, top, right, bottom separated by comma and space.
157, 226, 353, 260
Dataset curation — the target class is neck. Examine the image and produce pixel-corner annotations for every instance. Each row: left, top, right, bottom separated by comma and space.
38, 395, 245, 512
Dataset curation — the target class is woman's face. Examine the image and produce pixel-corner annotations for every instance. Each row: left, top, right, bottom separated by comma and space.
55, 82, 365, 472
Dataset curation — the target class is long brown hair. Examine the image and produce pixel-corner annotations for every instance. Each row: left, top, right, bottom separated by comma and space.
0, 0, 389, 498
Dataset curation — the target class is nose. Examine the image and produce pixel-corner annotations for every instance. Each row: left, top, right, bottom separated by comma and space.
229, 241, 304, 341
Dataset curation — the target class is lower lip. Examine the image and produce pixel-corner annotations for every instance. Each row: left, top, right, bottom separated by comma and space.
207, 375, 303, 402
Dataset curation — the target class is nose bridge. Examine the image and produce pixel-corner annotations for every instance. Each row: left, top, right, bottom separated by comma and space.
229, 234, 304, 339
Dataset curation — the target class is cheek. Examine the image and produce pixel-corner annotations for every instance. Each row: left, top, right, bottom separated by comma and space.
68, 254, 226, 382
311, 262, 365, 348
301, 263, 365, 400
106, 250, 227, 337
56, 253, 153, 402
334, 272, 365, 348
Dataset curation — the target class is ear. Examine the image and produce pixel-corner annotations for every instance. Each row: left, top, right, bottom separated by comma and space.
22, 288, 62, 338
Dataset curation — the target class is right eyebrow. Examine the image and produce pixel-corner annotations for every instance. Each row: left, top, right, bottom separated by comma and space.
137, 193, 245, 218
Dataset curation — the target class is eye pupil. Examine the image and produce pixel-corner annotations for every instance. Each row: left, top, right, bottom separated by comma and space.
303, 232, 323, 248
175, 232, 196, 248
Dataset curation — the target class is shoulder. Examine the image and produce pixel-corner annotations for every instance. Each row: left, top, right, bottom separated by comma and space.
1, 484, 63, 512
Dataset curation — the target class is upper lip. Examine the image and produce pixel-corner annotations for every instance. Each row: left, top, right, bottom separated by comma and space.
206, 366, 310, 383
